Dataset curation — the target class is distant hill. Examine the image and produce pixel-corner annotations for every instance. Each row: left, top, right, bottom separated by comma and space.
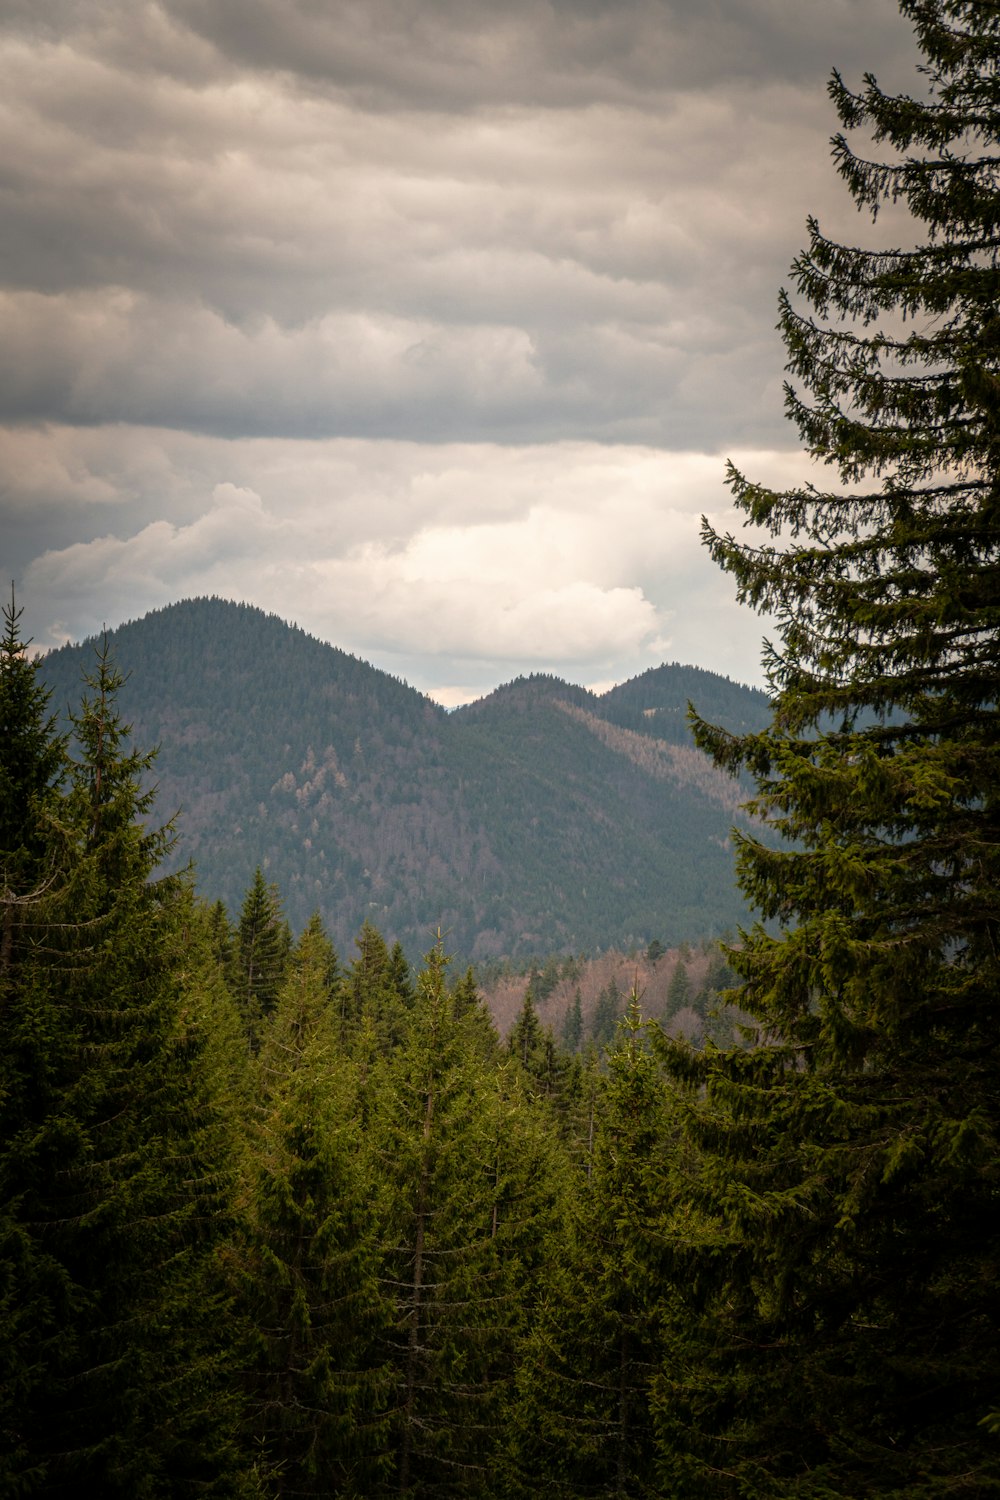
39, 597, 772, 963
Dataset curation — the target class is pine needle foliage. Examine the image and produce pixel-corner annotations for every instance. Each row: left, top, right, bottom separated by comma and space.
506, 998, 671, 1499
655, 5, 1000, 1496
234, 917, 393, 1497
233, 868, 292, 1048
1, 624, 246, 1495
370, 942, 550, 1496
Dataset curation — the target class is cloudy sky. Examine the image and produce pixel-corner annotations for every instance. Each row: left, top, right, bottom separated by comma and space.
2, 0, 916, 703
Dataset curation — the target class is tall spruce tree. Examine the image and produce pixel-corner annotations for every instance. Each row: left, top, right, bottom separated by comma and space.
562, 986, 584, 1052
591, 978, 623, 1051
232, 868, 291, 1046
656, 5, 1000, 1496
369, 942, 525, 1496
2, 632, 243, 1494
662, 958, 691, 1021
235, 916, 392, 1496
0, 594, 71, 1490
0, 592, 66, 914
506, 998, 667, 1498
346, 920, 414, 1056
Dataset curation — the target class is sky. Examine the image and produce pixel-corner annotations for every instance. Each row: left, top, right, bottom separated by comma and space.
2, 0, 916, 704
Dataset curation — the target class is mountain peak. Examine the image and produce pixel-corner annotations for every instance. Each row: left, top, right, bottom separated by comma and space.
39, 598, 764, 961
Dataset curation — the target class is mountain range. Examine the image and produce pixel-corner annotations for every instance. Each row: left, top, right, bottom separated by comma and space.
38, 597, 772, 963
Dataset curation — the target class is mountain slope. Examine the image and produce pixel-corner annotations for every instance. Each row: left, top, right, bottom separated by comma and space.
39, 598, 768, 961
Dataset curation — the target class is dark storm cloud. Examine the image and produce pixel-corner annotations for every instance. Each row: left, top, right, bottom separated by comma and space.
0, 40, 842, 445
160, 0, 907, 108
2, 0, 909, 95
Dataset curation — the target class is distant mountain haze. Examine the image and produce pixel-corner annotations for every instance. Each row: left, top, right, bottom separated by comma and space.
39, 598, 772, 962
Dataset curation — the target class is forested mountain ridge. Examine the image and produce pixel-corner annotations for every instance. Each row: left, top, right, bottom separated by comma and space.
39, 596, 770, 960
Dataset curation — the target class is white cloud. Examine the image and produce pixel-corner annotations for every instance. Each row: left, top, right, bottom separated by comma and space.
17, 433, 806, 694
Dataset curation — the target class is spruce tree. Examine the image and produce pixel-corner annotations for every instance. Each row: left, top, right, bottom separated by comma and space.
2, 633, 244, 1494
387, 940, 415, 1009
562, 986, 584, 1052
509, 990, 569, 1098
451, 965, 501, 1061
591, 978, 622, 1051
507, 998, 668, 1498
0, 591, 66, 909
206, 898, 235, 972
369, 942, 523, 1496
346, 920, 413, 1056
232, 868, 291, 1046
657, 5, 1000, 1495
662, 958, 691, 1021
0, 594, 71, 1490
235, 916, 392, 1496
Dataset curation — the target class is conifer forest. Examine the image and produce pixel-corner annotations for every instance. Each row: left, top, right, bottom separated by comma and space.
2, 2, 999, 1495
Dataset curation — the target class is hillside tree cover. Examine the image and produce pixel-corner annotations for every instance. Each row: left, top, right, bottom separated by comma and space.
656, 2, 1000, 1495
38, 596, 766, 961
0, 604, 576, 1497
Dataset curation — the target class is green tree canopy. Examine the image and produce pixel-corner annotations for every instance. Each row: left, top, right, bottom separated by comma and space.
234, 916, 393, 1496
506, 997, 668, 1498
232, 867, 291, 1044
1, 627, 244, 1494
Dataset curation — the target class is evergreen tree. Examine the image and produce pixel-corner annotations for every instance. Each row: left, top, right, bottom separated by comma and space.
346, 919, 414, 1056
508, 986, 543, 1069
561, 953, 583, 985
451, 965, 501, 1061
370, 942, 521, 1495
507, 997, 668, 1497
563, 1042, 603, 1179
206, 897, 235, 972
0, 594, 71, 1490
562, 986, 584, 1052
232, 867, 291, 1045
2, 633, 243, 1494
234, 917, 392, 1496
702, 944, 733, 995
0, 591, 66, 911
591, 978, 622, 1050
296, 909, 341, 1003
387, 939, 415, 1009
507, 988, 570, 1102
662, 958, 692, 1020
658, 6, 1000, 1495
535, 954, 562, 1003
176, 892, 257, 1153
347, 918, 391, 1018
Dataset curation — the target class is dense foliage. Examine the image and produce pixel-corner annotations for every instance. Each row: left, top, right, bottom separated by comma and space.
2, 590, 683, 1496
